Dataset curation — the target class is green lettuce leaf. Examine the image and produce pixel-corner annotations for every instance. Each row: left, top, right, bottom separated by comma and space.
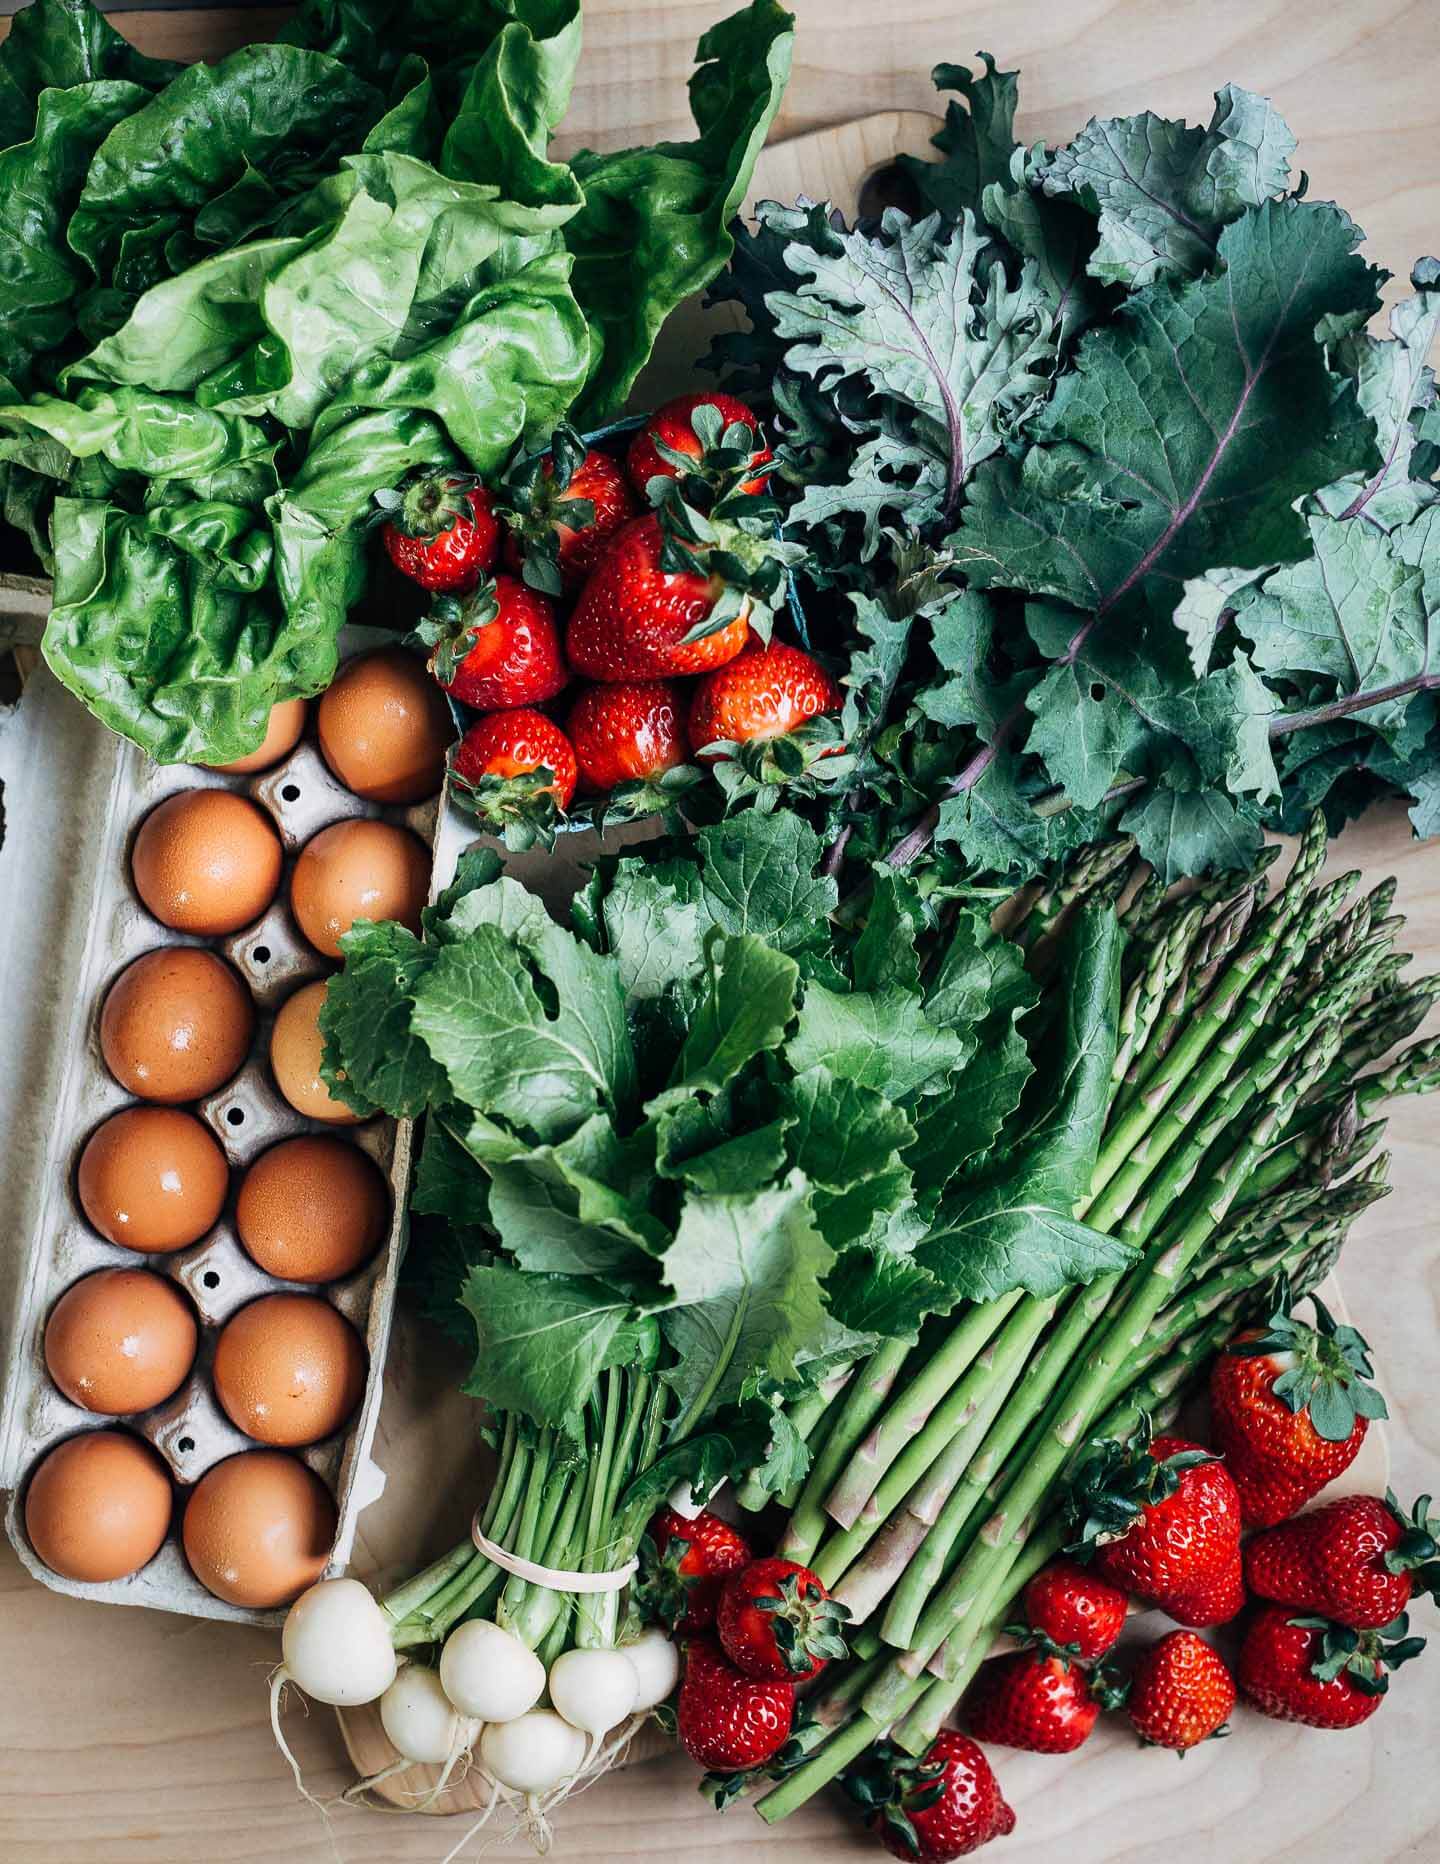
0, 0, 178, 152
0, 80, 146, 393
565, 0, 793, 421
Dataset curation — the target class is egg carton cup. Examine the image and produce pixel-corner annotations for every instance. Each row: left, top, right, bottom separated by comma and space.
0, 610, 438, 1625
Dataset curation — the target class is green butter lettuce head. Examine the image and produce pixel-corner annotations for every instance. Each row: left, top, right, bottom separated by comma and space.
6, 0, 793, 762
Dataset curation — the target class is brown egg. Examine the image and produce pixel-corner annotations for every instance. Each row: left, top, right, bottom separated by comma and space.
213, 1293, 366, 1447
236, 1136, 388, 1283
45, 1269, 198, 1415
269, 981, 364, 1125
289, 817, 430, 958
25, 1430, 172, 1582
204, 698, 308, 775
131, 789, 283, 935
182, 1450, 336, 1608
100, 947, 255, 1103
317, 648, 453, 803
76, 1107, 229, 1254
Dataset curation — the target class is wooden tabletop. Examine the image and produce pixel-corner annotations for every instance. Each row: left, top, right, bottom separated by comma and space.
4, 4, 1440, 1860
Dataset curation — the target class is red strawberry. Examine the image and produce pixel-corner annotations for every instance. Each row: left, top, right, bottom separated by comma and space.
567, 680, 690, 794
1163, 1549, 1247, 1628
1016, 1558, 1129, 1663
1244, 1491, 1440, 1631
1069, 1432, 1242, 1615
420, 575, 566, 712
566, 513, 753, 682
1209, 1289, 1387, 1528
499, 426, 638, 595
1126, 1630, 1235, 1752
450, 709, 577, 836
1237, 1604, 1425, 1730
716, 1556, 851, 1683
965, 1648, 1115, 1754
627, 391, 773, 499
847, 1731, 1016, 1861
375, 470, 500, 593
687, 641, 842, 764
639, 1507, 751, 1634
677, 1637, 793, 1772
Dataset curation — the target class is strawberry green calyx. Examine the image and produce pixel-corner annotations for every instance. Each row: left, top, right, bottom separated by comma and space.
651, 479, 805, 643
371, 466, 482, 538
1063, 1422, 1217, 1552
1299, 1610, 1427, 1697
447, 758, 565, 850
843, 1741, 951, 1857
643, 400, 771, 504
1228, 1282, 1389, 1442
750, 1569, 853, 1678
414, 583, 501, 685
700, 714, 853, 807
584, 762, 706, 835
634, 1532, 703, 1633
496, 425, 596, 596
1382, 1491, 1440, 1593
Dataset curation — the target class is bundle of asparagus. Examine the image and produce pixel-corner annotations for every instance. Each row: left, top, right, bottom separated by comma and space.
731, 815, 1440, 1821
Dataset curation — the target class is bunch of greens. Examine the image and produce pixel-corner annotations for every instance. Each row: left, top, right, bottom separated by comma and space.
709, 58, 1440, 887
0, 0, 792, 762
319, 809, 1144, 1493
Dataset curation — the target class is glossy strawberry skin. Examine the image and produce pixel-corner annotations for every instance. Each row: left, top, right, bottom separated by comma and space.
383, 480, 500, 592
965, 1651, 1100, 1755
716, 1556, 846, 1684
1237, 1605, 1386, 1730
1210, 1330, 1370, 1528
1092, 1437, 1243, 1611
687, 641, 842, 762
452, 709, 577, 810
566, 680, 688, 792
1245, 1496, 1418, 1630
1164, 1549, 1247, 1628
677, 1637, 793, 1772
503, 447, 638, 592
1127, 1630, 1235, 1751
566, 514, 751, 682
1020, 1558, 1129, 1662
433, 576, 567, 711
644, 1507, 752, 1634
870, 1731, 1017, 1861
627, 391, 773, 497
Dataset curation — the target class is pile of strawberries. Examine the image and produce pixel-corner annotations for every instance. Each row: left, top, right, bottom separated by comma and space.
374, 392, 841, 836
642, 1291, 1436, 1860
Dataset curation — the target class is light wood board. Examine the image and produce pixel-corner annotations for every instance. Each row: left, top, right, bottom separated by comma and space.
3, 4, 1440, 1860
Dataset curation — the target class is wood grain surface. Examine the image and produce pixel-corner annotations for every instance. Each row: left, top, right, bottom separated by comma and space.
3, 3, 1440, 1860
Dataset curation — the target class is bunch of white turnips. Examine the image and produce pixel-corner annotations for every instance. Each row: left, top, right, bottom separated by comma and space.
275, 1577, 680, 1815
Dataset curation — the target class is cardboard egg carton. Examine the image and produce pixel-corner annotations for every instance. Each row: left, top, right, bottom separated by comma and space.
0, 607, 436, 1624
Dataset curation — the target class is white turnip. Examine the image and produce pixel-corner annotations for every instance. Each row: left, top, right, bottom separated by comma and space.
620, 1627, 680, 1710
380, 1664, 480, 1766
479, 1709, 586, 1794
547, 1647, 638, 1736
280, 1576, 398, 1706
439, 1618, 545, 1722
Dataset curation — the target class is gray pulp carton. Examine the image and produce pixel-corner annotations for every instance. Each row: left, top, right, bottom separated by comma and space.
0, 597, 431, 1625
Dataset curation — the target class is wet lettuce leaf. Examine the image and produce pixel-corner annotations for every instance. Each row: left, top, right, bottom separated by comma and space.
565, 0, 793, 421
